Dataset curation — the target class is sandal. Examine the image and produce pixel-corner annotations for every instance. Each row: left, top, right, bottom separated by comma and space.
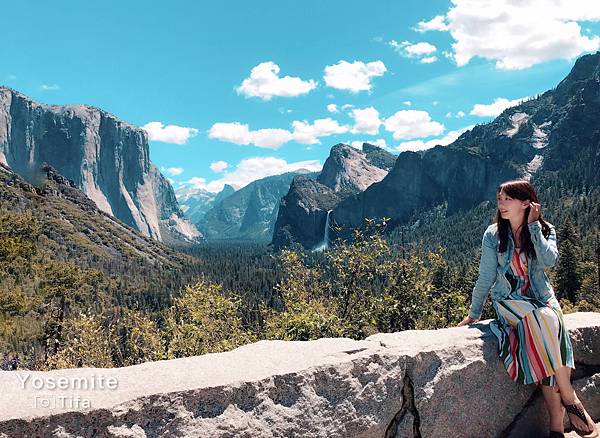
562, 400, 598, 438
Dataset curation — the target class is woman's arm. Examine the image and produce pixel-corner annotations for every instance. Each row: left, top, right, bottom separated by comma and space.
467, 227, 498, 320
527, 221, 558, 268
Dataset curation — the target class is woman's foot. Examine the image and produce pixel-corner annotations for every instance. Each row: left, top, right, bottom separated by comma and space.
561, 397, 598, 438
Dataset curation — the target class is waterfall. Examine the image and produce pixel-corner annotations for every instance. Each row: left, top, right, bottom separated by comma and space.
312, 209, 332, 252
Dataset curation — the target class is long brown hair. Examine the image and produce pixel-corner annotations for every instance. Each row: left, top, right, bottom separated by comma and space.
494, 179, 552, 259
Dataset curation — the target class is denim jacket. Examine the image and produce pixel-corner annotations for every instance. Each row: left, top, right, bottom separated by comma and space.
468, 220, 559, 320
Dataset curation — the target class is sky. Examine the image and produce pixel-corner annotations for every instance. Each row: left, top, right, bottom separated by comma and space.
2, 0, 600, 193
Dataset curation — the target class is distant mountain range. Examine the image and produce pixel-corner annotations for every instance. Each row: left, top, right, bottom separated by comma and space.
175, 141, 398, 244
175, 183, 238, 225
194, 169, 319, 241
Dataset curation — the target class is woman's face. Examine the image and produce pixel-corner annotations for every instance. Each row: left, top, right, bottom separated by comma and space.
497, 189, 530, 221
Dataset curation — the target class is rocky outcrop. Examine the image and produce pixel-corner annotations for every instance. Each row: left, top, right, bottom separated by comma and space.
0, 86, 201, 244
197, 170, 319, 241
317, 143, 395, 196
271, 175, 347, 250
1, 312, 597, 437
271, 143, 396, 250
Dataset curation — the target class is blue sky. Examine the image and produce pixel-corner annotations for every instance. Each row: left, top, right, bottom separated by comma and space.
2, 1, 600, 193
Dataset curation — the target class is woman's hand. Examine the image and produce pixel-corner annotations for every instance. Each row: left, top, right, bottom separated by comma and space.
456, 316, 478, 327
527, 201, 541, 223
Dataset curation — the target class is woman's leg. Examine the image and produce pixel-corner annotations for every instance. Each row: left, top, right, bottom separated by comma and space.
554, 365, 596, 434
541, 383, 565, 432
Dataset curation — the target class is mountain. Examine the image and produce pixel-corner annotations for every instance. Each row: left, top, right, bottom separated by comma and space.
176, 184, 238, 224
0, 86, 201, 244
316, 142, 396, 196
197, 169, 319, 241
0, 160, 203, 290
271, 142, 397, 250
272, 51, 600, 250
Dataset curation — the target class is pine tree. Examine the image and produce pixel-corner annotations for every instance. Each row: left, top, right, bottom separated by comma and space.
555, 218, 582, 302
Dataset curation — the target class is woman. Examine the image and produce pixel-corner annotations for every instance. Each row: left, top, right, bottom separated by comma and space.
457, 179, 597, 438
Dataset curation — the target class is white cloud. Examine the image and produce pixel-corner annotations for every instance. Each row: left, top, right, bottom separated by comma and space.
414, 15, 450, 32
236, 61, 317, 100
182, 157, 323, 193
349, 107, 382, 135
209, 118, 349, 148
390, 40, 437, 56
327, 103, 339, 113
41, 84, 60, 91
208, 122, 250, 145
208, 122, 293, 149
389, 40, 438, 64
291, 118, 349, 145
395, 125, 475, 152
349, 138, 389, 151
416, 0, 600, 70
323, 60, 387, 93
142, 122, 199, 144
447, 109, 466, 118
210, 161, 229, 173
187, 176, 207, 185
160, 166, 184, 176
469, 97, 528, 117
420, 56, 438, 64
250, 129, 295, 148
341, 104, 354, 110
403, 101, 412, 106
384, 110, 445, 140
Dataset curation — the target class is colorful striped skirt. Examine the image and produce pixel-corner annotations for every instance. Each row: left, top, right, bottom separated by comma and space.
489, 291, 575, 387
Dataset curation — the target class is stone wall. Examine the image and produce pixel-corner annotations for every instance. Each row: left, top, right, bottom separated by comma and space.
0, 312, 598, 438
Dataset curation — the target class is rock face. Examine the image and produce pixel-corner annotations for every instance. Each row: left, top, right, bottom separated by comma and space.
197, 169, 319, 241
317, 142, 396, 196
271, 175, 346, 250
0, 86, 201, 244
0, 312, 598, 437
331, 146, 516, 237
273, 51, 600, 249
271, 143, 397, 250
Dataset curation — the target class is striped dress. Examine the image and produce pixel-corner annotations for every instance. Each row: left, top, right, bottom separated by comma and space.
489, 245, 575, 387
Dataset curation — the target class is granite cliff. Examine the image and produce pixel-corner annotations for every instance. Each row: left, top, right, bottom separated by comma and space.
272, 143, 397, 250
0, 86, 201, 244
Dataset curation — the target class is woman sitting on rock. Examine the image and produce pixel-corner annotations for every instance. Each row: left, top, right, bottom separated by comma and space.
457, 179, 597, 438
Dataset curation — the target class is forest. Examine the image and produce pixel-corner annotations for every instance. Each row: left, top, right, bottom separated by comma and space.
1, 172, 598, 370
